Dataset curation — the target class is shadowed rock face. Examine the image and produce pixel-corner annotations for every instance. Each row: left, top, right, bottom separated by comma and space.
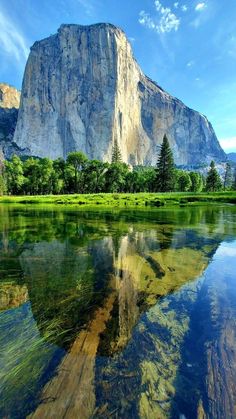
13, 23, 225, 166
0, 83, 22, 159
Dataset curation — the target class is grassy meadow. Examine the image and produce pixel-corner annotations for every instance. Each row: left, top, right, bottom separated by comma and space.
0, 191, 236, 207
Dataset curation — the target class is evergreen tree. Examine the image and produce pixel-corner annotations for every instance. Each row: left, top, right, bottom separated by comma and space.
206, 161, 222, 192
223, 162, 232, 190
156, 134, 175, 192
111, 139, 122, 163
233, 168, 236, 190
0, 152, 5, 195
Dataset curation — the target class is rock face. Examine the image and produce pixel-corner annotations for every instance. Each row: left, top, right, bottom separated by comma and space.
0, 83, 20, 109
227, 152, 236, 163
13, 23, 226, 166
0, 83, 21, 158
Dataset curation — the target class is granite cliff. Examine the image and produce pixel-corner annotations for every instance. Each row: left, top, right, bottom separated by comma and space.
11, 24, 226, 165
0, 83, 21, 159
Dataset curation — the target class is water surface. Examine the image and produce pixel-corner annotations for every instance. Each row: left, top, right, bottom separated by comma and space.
0, 205, 236, 418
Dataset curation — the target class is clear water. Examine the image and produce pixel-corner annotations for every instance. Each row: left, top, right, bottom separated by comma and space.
0, 204, 236, 418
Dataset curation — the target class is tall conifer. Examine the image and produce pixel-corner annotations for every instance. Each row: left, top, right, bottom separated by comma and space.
111, 139, 122, 163
156, 134, 175, 192
206, 161, 222, 192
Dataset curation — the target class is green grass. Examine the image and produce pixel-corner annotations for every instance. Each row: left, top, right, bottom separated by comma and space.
0, 191, 236, 207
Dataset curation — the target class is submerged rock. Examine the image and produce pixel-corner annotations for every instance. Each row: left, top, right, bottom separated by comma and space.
0, 282, 28, 311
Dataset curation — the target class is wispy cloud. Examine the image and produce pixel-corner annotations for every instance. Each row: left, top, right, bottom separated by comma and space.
139, 1, 180, 34
187, 60, 195, 67
75, 0, 94, 16
192, 2, 208, 27
181, 5, 188, 12
195, 2, 207, 12
0, 8, 29, 63
174, 2, 187, 12
219, 137, 236, 151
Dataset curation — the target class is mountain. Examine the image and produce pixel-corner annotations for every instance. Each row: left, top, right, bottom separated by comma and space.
0, 83, 21, 159
227, 152, 236, 163
9, 24, 226, 165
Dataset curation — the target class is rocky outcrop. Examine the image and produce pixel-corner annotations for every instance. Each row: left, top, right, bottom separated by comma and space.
13, 23, 225, 166
0, 83, 22, 158
0, 83, 20, 109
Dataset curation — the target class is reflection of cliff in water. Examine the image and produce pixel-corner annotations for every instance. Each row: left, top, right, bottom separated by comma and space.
95, 240, 236, 419
0, 205, 236, 418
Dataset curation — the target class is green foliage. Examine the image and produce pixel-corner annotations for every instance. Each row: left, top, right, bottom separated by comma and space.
189, 172, 203, 192
83, 160, 109, 193
0, 174, 6, 195
2, 151, 227, 199
23, 158, 41, 195
176, 170, 192, 192
4, 155, 25, 195
156, 135, 175, 192
105, 163, 129, 192
66, 151, 88, 193
125, 167, 156, 193
206, 161, 222, 192
111, 139, 122, 163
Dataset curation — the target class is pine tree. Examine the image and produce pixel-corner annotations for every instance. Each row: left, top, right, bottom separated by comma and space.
223, 162, 232, 190
233, 168, 236, 190
206, 161, 222, 192
111, 139, 122, 163
156, 134, 175, 192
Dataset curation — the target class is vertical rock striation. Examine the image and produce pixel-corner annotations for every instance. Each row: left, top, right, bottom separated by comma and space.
13, 23, 226, 166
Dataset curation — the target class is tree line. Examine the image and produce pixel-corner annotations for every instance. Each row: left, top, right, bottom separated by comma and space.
0, 135, 235, 195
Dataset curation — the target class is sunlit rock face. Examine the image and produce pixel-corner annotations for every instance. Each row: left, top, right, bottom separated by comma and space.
13, 23, 225, 166
0, 83, 21, 158
0, 83, 20, 109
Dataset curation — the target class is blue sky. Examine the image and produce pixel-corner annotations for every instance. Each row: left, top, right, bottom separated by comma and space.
0, 0, 236, 152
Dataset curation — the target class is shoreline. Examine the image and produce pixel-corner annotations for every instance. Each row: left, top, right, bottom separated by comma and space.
0, 192, 236, 207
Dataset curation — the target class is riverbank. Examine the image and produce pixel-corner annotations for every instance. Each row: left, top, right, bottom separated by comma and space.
0, 192, 236, 207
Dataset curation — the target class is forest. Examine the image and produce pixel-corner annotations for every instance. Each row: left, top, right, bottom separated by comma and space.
0, 136, 235, 196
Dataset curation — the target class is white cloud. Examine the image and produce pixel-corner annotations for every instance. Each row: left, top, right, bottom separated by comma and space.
217, 243, 236, 258
195, 2, 207, 11
219, 137, 236, 151
174, 1, 187, 12
187, 60, 195, 67
129, 37, 136, 43
139, 1, 180, 34
139, 11, 156, 30
0, 8, 29, 63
